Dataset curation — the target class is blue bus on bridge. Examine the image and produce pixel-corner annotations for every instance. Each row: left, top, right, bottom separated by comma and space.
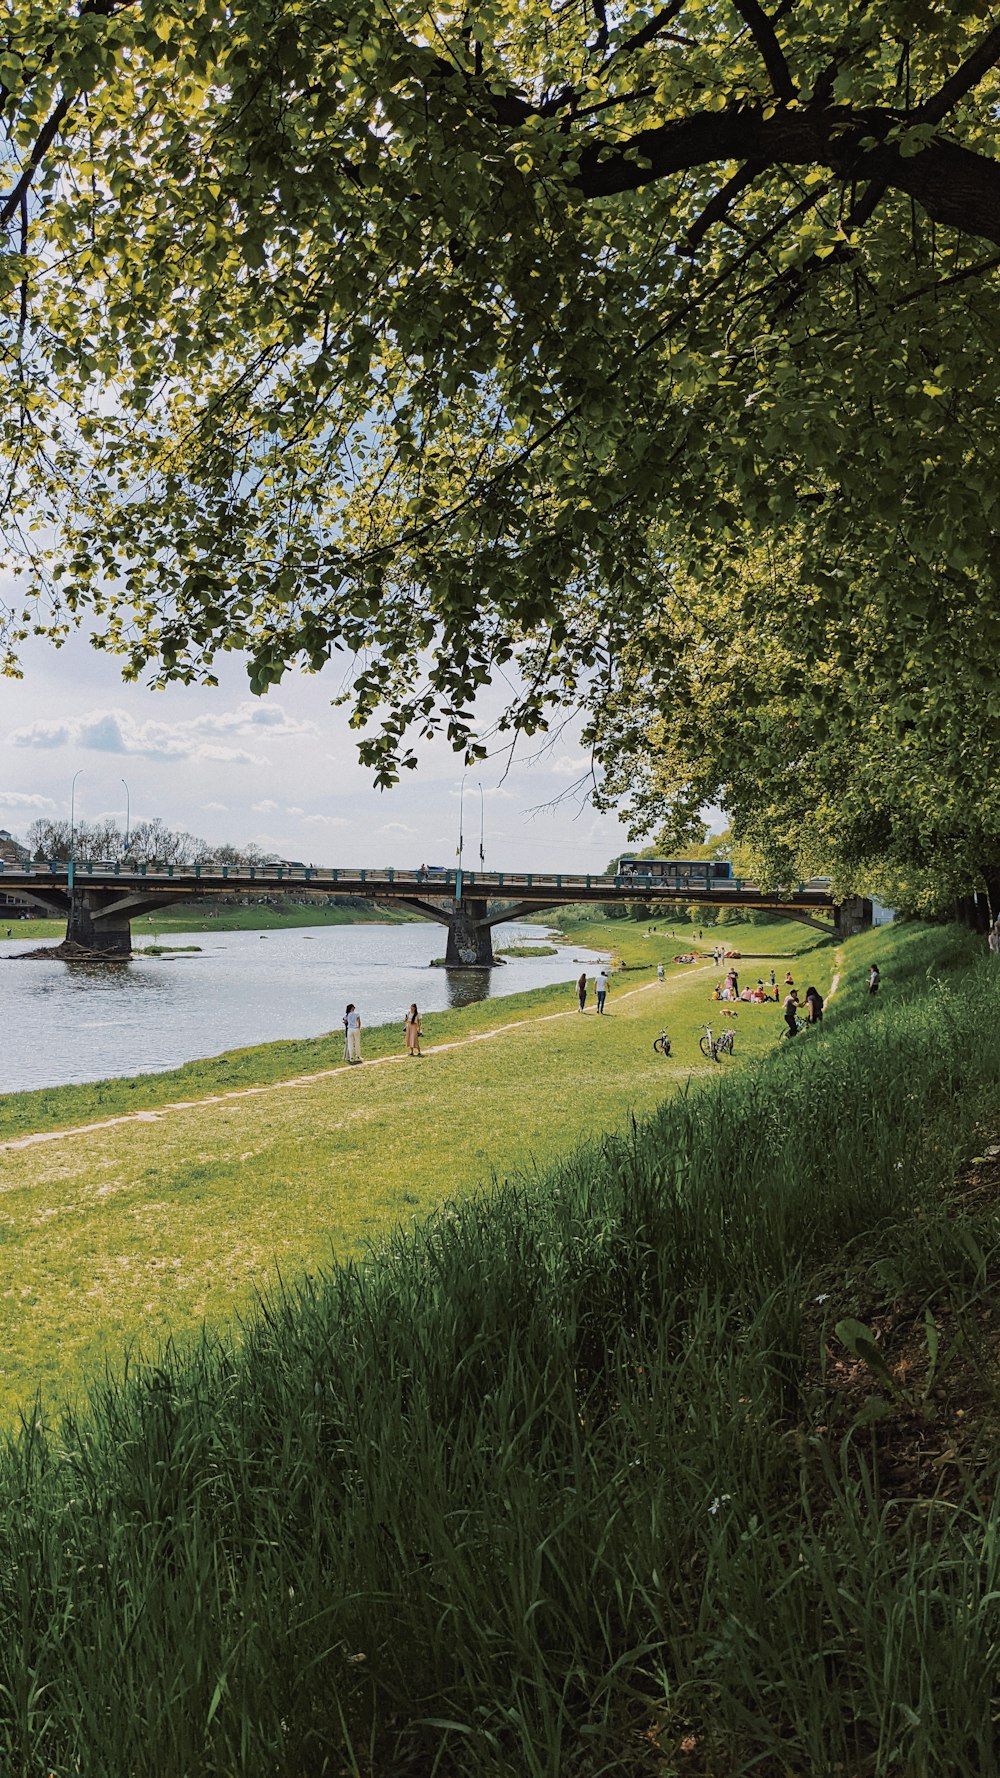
615, 856, 734, 888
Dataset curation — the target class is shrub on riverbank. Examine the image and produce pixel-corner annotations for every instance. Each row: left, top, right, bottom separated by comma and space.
0, 924, 998, 1775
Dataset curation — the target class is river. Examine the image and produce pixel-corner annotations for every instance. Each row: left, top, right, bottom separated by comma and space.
0, 921, 607, 1092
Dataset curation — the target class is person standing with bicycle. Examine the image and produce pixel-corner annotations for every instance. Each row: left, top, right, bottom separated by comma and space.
782, 988, 800, 1039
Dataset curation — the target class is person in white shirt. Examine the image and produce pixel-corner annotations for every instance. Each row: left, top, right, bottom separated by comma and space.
595, 969, 610, 1014
344, 1002, 363, 1062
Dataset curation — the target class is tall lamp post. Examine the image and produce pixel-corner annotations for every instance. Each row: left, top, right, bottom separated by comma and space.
68, 769, 83, 897
121, 778, 130, 854
456, 772, 467, 902
478, 782, 485, 869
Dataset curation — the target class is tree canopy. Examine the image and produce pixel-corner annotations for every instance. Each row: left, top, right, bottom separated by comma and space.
2, 0, 1000, 901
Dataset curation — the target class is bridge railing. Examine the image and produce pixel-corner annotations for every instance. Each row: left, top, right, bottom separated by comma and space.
0, 859, 834, 904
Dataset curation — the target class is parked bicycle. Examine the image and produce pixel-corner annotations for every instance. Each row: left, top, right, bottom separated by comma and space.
652, 1028, 672, 1057
699, 1023, 735, 1062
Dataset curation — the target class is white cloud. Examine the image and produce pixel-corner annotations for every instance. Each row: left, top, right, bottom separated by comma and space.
252, 799, 279, 814
0, 790, 57, 811
7, 720, 68, 750
301, 813, 350, 828
379, 821, 416, 835
7, 700, 318, 765
549, 754, 591, 779
201, 801, 228, 812
482, 786, 515, 800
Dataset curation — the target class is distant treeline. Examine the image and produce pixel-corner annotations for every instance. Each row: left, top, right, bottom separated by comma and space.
23, 817, 277, 868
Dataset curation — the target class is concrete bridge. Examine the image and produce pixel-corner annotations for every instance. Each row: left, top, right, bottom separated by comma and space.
0, 858, 858, 963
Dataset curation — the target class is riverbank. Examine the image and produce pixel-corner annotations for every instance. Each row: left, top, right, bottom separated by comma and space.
0, 914, 829, 1138
0, 921, 997, 1777
0, 918, 836, 1415
2, 900, 421, 943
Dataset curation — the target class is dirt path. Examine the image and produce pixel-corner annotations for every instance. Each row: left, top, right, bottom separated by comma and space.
1, 973, 698, 1155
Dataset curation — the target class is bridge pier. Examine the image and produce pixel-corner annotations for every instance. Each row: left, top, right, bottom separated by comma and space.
443, 898, 495, 968
834, 896, 873, 938
66, 890, 133, 957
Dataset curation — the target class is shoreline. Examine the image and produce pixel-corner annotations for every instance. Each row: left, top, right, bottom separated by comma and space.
0, 947, 614, 1142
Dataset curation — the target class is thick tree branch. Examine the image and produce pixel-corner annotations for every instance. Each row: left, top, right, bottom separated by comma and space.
730, 0, 796, 101
571, 103, 1000, 248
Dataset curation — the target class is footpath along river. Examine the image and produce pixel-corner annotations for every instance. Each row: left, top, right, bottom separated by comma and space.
0, 921, 608, 1093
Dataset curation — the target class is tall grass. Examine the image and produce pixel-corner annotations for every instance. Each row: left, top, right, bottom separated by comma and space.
0, 926, 998, 1775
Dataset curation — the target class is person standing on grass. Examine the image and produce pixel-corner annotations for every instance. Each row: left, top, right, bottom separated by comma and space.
869, 963, 880, 995
344, 1002, 363, 1063
577, 970, 588, 1011
657, 962, 665, 981
782, 988, 800, 1039
404, 1003, 422, 1056
804, 985, 824, 1024
595, 967, 609, 1014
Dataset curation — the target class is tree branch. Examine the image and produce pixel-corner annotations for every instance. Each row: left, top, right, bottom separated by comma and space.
681, 158, 763, 254
596, 0, 688, 69
571, 103, 1000, 248
919, 19, 1000, 125
730, 0, 796, 102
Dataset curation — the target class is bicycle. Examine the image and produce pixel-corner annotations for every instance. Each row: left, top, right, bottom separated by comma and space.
652, 1029, 672, 1057
699, 1023, 735, 1061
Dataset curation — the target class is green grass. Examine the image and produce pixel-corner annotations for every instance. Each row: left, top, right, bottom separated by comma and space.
555, 909, 836, 969
0, 922, 997, 1775
0, 947, 814, 1413
0, 913, 825, 1143
1, 901, 420, 941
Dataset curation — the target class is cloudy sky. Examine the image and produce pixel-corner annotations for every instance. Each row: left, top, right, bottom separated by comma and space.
0, 622, 634, 873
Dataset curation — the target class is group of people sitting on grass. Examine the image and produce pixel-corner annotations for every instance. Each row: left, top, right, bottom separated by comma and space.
713, 966, 784, 1004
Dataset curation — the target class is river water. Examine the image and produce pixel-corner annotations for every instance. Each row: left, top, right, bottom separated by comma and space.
0, 921, 607, 1093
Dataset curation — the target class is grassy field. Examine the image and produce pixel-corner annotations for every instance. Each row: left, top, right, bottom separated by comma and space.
0, 920, 997, 1776
2, 899, 420, 942
0, 917, 836, 1416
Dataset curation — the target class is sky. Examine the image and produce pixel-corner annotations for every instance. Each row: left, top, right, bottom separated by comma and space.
0, 624, 636, 874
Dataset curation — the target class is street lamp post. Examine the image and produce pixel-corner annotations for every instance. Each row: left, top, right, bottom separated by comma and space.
121, 778, 130, 854
456, 772, 467, 903
478, 782, 485, 869
68, 769, 83, 896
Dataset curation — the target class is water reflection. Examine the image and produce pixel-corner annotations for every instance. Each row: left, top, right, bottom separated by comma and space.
443, 967, 493, 1010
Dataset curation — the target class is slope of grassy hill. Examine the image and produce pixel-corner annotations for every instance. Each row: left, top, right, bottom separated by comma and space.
0, 922, 997, 1776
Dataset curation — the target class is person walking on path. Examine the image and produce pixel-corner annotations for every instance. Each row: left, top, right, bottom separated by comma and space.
868, 963, 880, 995
782, 988, 800, 1039
577, 971, 588, 1011
595, 968, 609, 1014
804, 985, 824, 1025
404, 1003, 422, 1056
344, 1003, 363, 1063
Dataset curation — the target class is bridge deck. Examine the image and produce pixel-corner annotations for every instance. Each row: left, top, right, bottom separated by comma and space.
1, 861, 835, 912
